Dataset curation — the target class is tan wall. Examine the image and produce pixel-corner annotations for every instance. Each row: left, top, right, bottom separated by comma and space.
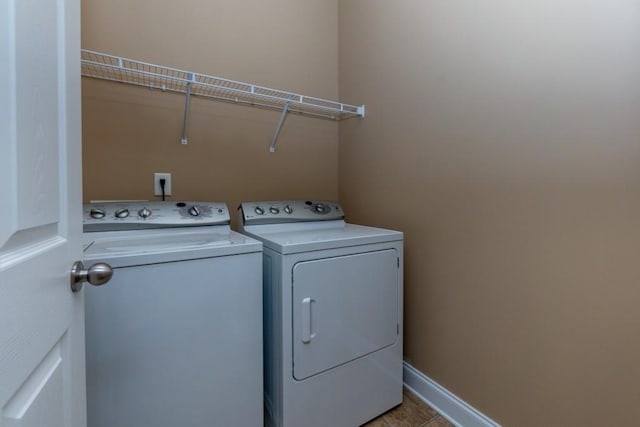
83, 1, 640, 424
81, 0, 340, 222
339, 1, 640, 426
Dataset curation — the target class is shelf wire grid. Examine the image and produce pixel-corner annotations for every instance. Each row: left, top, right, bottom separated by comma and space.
81, 50, 364, 120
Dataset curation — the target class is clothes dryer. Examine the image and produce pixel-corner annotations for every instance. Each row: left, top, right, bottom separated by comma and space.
83, 201, 263, 427
238, 200, 403, 427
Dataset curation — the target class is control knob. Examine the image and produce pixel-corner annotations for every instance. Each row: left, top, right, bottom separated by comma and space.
255, 206, 265, 215
138, 207, 152, 219
269, 207, 280, 214
90, 208, 106, 219
313, 203, 328, 214
188, 206, 200, 217
284, 205, 293, 214
115, 208, 130, 218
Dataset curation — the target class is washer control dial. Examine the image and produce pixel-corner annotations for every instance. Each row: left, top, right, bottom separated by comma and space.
90, 208, 106, 219
255, 206, 265, 215
269, 207, 280, 214
284, 205, 293, 214
115, 208, 130, 218
138, 207, 152, 219
313, 203, 329, 214
188, 206, 200, 217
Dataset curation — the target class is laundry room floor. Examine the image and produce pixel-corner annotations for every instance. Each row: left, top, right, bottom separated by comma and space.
363, 388, 455, 427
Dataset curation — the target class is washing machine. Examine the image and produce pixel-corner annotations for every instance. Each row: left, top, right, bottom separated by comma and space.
238, 200, 404, 427
82, 201, 263, 427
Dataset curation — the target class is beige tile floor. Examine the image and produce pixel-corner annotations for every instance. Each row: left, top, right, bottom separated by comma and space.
362, 388, 455, 427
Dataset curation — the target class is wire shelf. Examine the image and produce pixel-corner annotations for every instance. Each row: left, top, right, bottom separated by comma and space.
81, 49, 365, 121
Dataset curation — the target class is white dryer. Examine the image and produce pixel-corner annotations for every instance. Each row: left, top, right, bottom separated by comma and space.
83, 201, 263, 427
238, 200, 403, 427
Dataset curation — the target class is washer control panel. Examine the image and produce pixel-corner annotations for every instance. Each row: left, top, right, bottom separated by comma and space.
239, 200, 344, 225
84, 201, 230, 232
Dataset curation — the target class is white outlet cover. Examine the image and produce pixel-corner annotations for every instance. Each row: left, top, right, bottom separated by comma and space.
154, 173, 172, 196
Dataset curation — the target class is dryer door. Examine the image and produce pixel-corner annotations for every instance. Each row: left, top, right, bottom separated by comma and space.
292, 249, 399, 380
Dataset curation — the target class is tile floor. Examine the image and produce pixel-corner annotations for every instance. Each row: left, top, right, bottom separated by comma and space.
362, 388, 455, 427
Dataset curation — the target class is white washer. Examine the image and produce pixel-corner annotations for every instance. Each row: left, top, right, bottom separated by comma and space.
83, 201, 263, 427
238, 200, 404, 427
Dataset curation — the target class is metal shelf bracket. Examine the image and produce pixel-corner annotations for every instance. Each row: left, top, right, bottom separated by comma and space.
269, 95, 293, 153
181, 73, 194, 145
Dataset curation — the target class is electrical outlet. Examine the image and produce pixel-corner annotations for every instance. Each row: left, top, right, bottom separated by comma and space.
154, 173, 172, 196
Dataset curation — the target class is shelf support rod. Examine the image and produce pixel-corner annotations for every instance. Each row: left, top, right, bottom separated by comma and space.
269, 95, 293, 153
181, 73, 194, 145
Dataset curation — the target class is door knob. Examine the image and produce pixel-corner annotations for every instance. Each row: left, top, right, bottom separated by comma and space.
70, 261, 113, 292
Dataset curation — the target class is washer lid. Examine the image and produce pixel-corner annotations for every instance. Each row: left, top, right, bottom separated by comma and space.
83, 228, 262, 267
241, 222, 402, 254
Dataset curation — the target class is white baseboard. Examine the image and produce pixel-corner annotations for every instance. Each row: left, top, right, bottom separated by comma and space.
403, 362, 501, 427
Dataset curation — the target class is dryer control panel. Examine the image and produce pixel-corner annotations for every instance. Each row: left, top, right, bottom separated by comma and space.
239, 200, 344, 225
84, 201, 230, 232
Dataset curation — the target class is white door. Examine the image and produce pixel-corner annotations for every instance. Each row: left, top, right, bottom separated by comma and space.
0, 0, 85, 426
292, 250, 400, 380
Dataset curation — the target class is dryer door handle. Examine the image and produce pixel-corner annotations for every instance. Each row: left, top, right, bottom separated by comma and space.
301, 297, 314, 343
